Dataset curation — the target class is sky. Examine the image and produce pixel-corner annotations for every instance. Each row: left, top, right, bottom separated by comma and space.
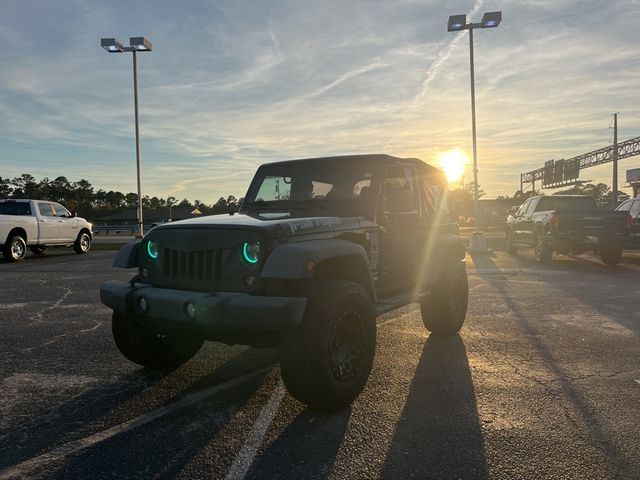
0, 0, 639, 203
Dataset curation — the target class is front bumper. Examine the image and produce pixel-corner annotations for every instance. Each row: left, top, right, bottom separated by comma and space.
100, 281, 307, 333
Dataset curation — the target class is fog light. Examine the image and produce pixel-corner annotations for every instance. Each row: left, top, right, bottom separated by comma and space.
140, 268, 148, 278
186, 302, 196, 318
138, 297, 148, 312
245, 275, 256, 287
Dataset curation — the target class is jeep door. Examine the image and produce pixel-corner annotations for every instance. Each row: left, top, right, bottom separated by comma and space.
377, 163, 422, 293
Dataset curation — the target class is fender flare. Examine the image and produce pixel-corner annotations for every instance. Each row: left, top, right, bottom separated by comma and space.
113, 240, 141, 268
261, 239, 375, 300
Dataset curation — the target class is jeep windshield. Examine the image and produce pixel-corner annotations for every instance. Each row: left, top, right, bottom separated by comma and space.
241, 158, 378, 216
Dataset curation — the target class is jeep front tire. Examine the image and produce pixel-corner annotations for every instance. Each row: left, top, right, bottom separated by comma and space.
420, 259, 468, 336
112, 313, 204, 370
279, 279, 376, 411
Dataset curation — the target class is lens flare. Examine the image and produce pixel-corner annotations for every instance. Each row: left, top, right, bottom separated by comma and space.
437, 149, 469, 183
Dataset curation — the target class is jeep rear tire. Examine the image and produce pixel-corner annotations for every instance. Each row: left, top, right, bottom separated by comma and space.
112, 313, 204, 370
279, 279, 376, 411
600, 246, 622, 266
420, 259, 468, 336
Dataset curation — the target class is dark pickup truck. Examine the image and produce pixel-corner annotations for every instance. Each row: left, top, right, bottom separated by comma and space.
506, 195, 630, 265
100, 154, 468, 410
615, 197, 640, 249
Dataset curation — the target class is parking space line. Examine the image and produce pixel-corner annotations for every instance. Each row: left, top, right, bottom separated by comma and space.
634, 380, 640, 385
377, 311, 416, 327
0, 369, 269, 480
224, 379, 286, 480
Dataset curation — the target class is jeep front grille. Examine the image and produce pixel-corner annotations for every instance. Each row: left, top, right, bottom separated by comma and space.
162, 248, 222, 282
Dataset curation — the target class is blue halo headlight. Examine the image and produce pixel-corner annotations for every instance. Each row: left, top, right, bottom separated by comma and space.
242, 241, 261, 264
147, 240, 159, 259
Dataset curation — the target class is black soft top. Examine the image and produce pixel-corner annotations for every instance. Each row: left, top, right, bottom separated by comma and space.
260, 154, 443, 176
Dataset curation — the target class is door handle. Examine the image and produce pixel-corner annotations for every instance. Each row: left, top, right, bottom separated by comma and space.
39, 219, 47, 222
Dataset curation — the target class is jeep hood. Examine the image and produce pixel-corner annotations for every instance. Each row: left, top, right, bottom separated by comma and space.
153, 212, 362, 237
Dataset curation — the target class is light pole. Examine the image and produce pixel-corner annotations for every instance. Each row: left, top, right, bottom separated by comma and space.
101, 36, 152, 238
448, 11, 501, 253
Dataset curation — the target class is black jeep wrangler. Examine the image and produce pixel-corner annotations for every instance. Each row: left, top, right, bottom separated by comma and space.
100, 154, 468, 410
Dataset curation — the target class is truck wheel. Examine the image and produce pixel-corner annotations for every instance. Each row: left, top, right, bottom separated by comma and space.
279, 279, 376, 411
73, 231, 91, 254
420, 259, 468, 336
30, 246, 47, 255
506, 230, 518, 254
3, 235, 27, 262
112, 313, 204, 370
600, 247, 622, 266
534, 232, 552, 263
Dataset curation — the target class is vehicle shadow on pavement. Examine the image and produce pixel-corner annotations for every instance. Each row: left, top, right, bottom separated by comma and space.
381, 334, 487, 480
244, 406, 351, 479
490, 250, 640, 336
46, 371, 270, 480
0, 347, 278, 471
0, 369, 163, 469
499, 248, 640, 276
470, 252, 635, 477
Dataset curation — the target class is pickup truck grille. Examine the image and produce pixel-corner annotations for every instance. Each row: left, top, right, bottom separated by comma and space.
162, 248, 222, 282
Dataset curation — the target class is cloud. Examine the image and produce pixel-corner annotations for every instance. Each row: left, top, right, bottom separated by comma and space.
1, 0, 639, 200
411, 0, 484, 108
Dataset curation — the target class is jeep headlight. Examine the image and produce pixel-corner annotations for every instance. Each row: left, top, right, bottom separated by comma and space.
146, 240, 159, 260
242, 241, 261, 265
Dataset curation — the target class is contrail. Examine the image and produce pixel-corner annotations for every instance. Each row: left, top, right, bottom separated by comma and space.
411, 0, 484, 108
308, 60, 388, 99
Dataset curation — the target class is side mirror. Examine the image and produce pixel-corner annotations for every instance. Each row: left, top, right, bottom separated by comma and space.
228, 203, 239, 215
71, 211, 78, 218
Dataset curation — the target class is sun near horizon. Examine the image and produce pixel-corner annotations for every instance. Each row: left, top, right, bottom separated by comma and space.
437, 149, 469, 185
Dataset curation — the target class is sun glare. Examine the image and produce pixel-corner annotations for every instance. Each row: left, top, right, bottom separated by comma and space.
437, 149, 469, 183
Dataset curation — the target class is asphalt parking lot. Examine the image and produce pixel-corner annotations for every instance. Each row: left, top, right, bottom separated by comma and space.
1, 249, 639, 479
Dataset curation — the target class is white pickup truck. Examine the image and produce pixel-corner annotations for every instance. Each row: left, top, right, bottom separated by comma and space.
0, 199, 93, 262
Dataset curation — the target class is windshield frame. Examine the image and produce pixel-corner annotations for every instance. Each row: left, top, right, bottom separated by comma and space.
241, 159, 385, 218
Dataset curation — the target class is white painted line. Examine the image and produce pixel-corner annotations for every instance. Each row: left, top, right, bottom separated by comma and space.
634, 379, 640, 385
224, 380, 286, 480
0, 369, 267, 480
377, 311, 416, 328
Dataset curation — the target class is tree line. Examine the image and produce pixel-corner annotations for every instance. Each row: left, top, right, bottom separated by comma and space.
0, 174, 238, 219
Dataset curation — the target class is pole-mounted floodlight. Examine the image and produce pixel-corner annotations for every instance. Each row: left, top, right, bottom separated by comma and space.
100, 36, 152, 238
101, 38, 125, 53
447, 12, 502, 253
481, 11, 502, 28
130, 37, 152, 52
448, 15, 467, 32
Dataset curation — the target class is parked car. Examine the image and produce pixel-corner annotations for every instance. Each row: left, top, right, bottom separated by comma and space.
100, 154, 468, 410
505, 195, 630, 265
615, 197, 640, 249
0, 199, 93, 262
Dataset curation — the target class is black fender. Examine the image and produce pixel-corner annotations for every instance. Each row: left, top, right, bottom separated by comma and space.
113, 241, 141, 268
261, 239, 376, 301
